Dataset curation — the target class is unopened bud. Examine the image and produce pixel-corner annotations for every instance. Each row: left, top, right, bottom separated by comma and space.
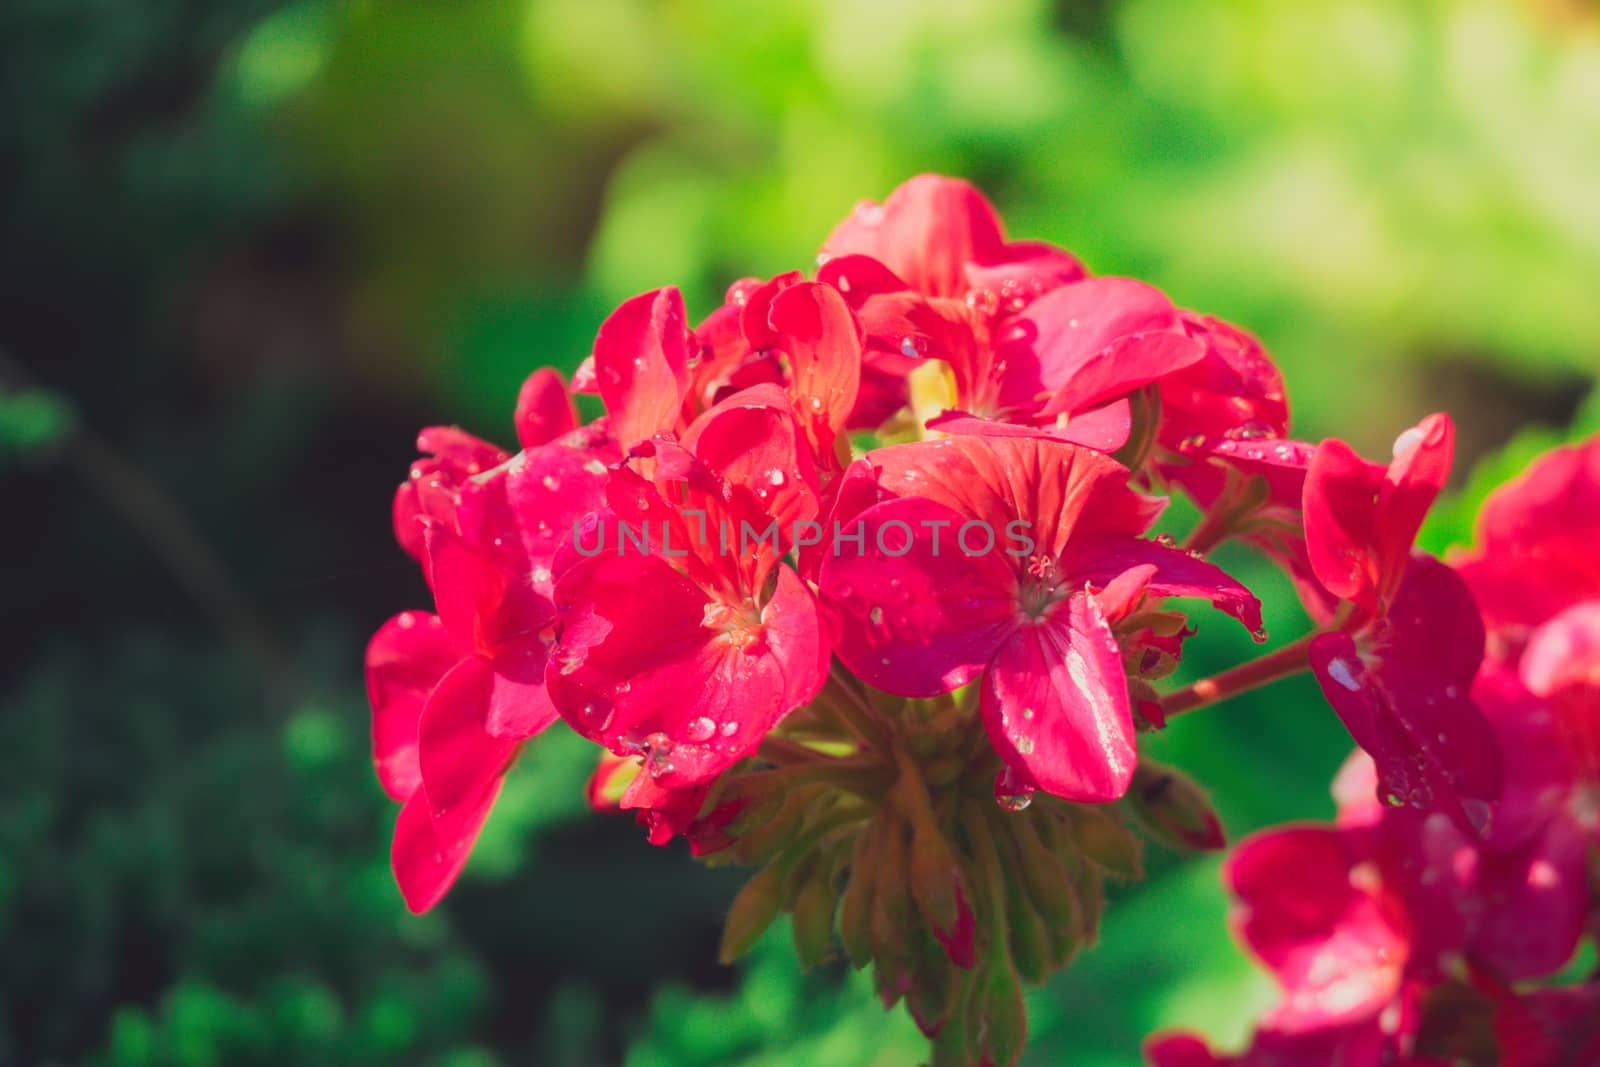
718, 866, 783, 964
1065, 807, 1144, 879
909, 825, 973, 966
790, 862, 838, 970
977, 963, 1028, 1067
1124, 760, 1226, 852
837, 820, 880, 969
1008, 813, 1080, 932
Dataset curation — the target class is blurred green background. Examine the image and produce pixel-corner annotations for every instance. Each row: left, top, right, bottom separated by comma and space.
3, 0, 1598, 1064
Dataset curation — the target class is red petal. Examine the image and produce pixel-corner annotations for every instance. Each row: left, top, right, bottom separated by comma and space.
962, 241, 1085, 307
1066, 534, 1263, 634
416, 658, 525, 852
390, 785, 499, 914
1469, 819, 1589, 980
593, 287, 691, 449
832, 435, 1163, 559
1224, 825, 1409, 1029
927, 401, 1133, 452
818, 496, 1019, 697
365, 611, 461, 802
980, 595, 1135, 802
455, 440, 609, 606
769, 282, 862, 461
548, 555, 826, 786
1454, 437, 1600, 631
680, 381, 822, 552
514, 367, 578, 448
821, 175, 1005, 299
1303, 438, 1387, 610
393, 428, 509, 561
1158, 313, 1288, 449
816, 253, 912, 308
1311, 567, 1500, 838
1371, 414, 1453, 606
995, 277, 1189, 416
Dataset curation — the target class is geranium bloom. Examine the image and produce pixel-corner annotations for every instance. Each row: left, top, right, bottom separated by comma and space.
816, 175, 1218, 451
547, 283, 857, 783
1452, 437, 1600, 639
1302, 414, 1501, 832
817, 433, 1260, 801
367, 378, 608, 912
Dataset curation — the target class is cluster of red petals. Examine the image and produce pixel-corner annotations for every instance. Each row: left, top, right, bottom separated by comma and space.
363, 172, 1526, 950
365, 174, 1302, 911
1149, 435, 1600, 1067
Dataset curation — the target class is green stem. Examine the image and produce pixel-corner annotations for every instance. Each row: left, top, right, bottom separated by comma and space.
824, 661, 895, 757
1161, 632, 1318, 718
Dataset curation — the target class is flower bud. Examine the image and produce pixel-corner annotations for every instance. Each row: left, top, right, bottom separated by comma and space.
1008, 812, 1081, 933
906, 938, 960, 1038
790, 860, 838, 969
1064, 807, 1143, 879
909, 824, 975, 967
976, 963, 1028, 1067
1123, 760, 1226, 852
718, 866, 784, 964
837, 818, 881, 969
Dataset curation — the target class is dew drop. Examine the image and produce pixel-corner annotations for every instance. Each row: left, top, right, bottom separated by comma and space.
996, 792, 1033, 812
1226, 420, 1273, 441
1325, 657, 1362, 691
719, 721, 738, 738
686, 716, 716, 742
584, 459, 607, 476
869, 606, 885, 625
767, 469, 786, 487
900, 336, 928, 359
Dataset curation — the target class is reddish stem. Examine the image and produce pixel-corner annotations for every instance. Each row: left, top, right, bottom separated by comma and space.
1161, 632, 1318, 718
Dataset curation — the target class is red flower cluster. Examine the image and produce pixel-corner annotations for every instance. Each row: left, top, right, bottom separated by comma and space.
363, 174, 1585, 1065
1148, 436, 1600, 1067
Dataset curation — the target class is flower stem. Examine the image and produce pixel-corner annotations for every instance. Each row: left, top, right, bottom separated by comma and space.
824, 662, 895, 757
1161, 632, 1318, 719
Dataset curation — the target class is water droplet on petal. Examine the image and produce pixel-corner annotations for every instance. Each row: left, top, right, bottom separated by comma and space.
766, 469, 786, 487
686, 716, 716, 742
900, 336, 928, 359
868, 606, 884, 626
1325, 657, 1363, 691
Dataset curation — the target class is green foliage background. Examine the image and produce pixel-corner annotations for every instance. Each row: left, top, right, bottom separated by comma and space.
2, 0, 1597, 1063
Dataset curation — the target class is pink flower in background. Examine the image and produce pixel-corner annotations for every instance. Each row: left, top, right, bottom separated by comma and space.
1303, 415, 1502, 833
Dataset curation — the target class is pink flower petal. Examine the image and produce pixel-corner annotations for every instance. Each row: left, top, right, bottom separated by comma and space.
549, 554, 825, 786
416, 657, 524, 852
390, 785, 500, 915
980, 594, 1135, 802
821, 175, 1006, 299
514, 367, 578, 448
593, 287, 691, 449
768, 282, 862, 461
818, 496, 1019, 696
995, 277, 1189, 416
365, 611, 460, 802
1225, 825, 1409, 1030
